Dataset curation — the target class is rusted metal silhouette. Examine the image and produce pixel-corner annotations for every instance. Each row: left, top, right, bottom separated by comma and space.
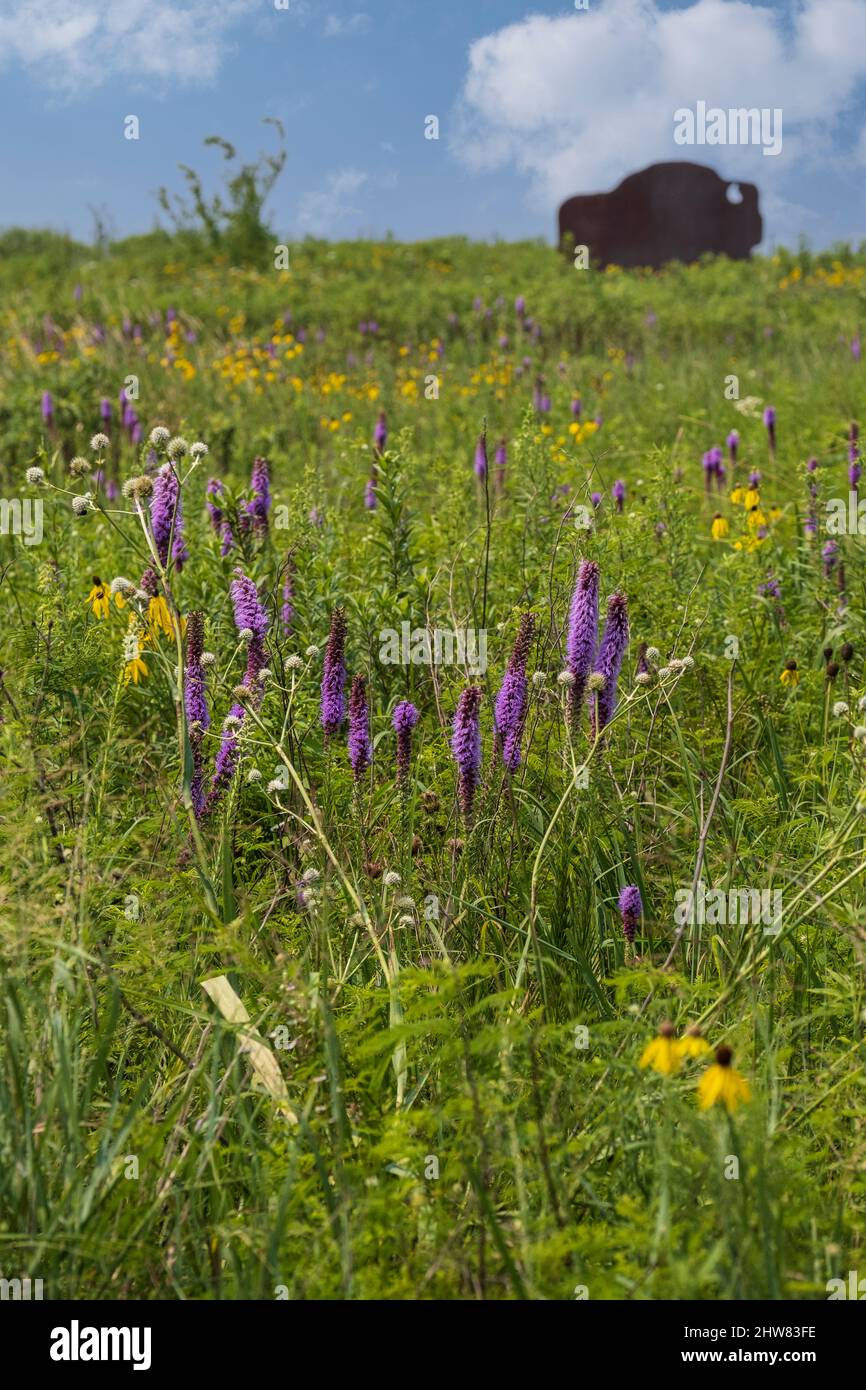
558, 161, 762, 269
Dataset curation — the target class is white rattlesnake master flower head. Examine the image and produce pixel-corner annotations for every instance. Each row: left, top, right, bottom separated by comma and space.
266, 778, 285, 794
200, 651, 216, 667
286, 654, 304, 670
189, 441, 209, 458
69, 455, 91, 477
635, 671, 653, 686
223, 714, 243, 732
645, 646, 661, 666
123, 474, 153, 500
383, 871, 401, 887
90, 432, 110, 451
71, 493, 93, 516
557, 670, 575, 687
150, 426, 170, 446
587, 672, 605, 692
25, 466, 45, 485
349, 911, 370, 928
258, 666, 272, 682
395, 896, 415, 911
397, 914, 415, 927
853, 725, 866, 741
301, 868, 321, 884
657, 666, 673, 678
531, 671, 547, 687
833, 701, 850, 718
134, 588, 150, 604
858, 695, 866, 712
245, 768, 262, 784
681, 655, 695, 669
668, 658, 687, 672
238, 627, 254, 644
110, 576, 136, 596
167, 435, 189, 459
305, 644, 320, 658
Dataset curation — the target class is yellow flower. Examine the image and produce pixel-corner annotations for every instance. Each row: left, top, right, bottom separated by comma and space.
698, 1045, 751, 1113
743, 488, 760, 509
639, 1022, 680, 1076
711, 513, 729, 540
147, 594, 174, 641
123, 655, 148, 686
729, 487, 745, 505
780, 661, 799, 686
86, 577, 110, 619
676, 1027, 712, 1061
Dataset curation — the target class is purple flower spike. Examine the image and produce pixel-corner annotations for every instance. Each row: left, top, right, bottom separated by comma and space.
590, 592, 629, 736
364, 475, 378, 509
321, 606, 347, 736
851, 336, 861, 363
392, 700, 419, 787
348, 674, 372, 779
749, 470, 762, 489
41, 390, 53, 423
566, 559, 599, 729
151, 464, 188, 572
374, 411, 387, 453
451, 686, 482, 823
494, 438, 507, 491
618, 884, 642, 943
247, 455, 271, 536
100, 398, 112, 423
823, 539, 839, 578
763, 405, 776, 457
474, 431, 488, 481
494, 612, 535, 772
612, 479, 625, 513
231, 567, 269, 697
185, 611, 210, 817
571, 397, 582, 418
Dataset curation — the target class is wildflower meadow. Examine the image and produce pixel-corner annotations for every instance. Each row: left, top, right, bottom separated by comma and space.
2, 222, 866, 1306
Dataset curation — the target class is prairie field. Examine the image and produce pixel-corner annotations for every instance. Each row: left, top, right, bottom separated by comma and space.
2, 229, 866, 1300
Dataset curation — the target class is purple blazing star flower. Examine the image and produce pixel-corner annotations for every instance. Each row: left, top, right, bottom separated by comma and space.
571, 397, 582, 418
231, 567, 269, 696
494, 612, 535, 772
849, 447, 861, 491
515, 295, 526, 316
612, 479, 625, 512
105, 479, 119, 501
591, 491, 602, 508
533, 377, 544, 412
321, 607, 347, 737
151, 464, 188, 571
566, 559, 599, 729
347, 674, 372, 779
364, 475, 378, 510
474, 432, 488, 481
823, 540, 839, 578
451, 685, 482, 823
759, 574, 782, 602
374, 411, 387, 453
494, 438, 507, 491
540, 394, 551, 413
41, 390, 53, 423
131, 421, 142, 446
749, 470, 762, 489
589, 592, 629, 737
807, 457, 818, 473
392, 700, 419, 787
618, 885, 642, 943
100, 398, 112, 423
851, 335, 861, 363
204, 703, 245, 816
184, 611, 210, 817
247, 455, 271, 536
763, 405, 776, 457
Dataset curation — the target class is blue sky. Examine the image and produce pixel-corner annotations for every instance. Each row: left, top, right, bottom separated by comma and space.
0, 0, 865, 248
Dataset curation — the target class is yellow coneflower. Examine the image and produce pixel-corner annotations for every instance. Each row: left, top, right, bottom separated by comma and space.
729, 486, 745, 505
639, 1020, 680, 1076
676, 1025, 712, 1061
86, 576, 110, 620
122, 620, 148, 686
743, 487, 761, 509
147, 594, 174, 640
711, 513, 729, 540
698, 1044, 751, 1113
780, 660, 799, 686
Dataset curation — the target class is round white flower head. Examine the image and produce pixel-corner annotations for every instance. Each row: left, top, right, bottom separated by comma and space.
635, 671, 653, 686
833, 701, 850, 718
69, 456, 91, 477
237, 627, 254, 644
681, 655, 695, 669
259, 666, 272, 682
246, 769, 262, 784
557, 670, 576, 687
397, 915, 415, 927
531, 671, 547, 687
301, 867, 321, 884
395, 896, 415, 911
150, 427, 170, 446
200, 651, 216, 667
167, 436, 189, 459
349, 911, 370, 928
71, 493, 92, 516
110, 576, 135, 596
90, 433, 110, 451
587, 672, 605, 692
383, 871, 402, 887
657, 666, 673, 678
645, 647, 661, 665
859, 695, 866, 712
189, 441, 209, 458
854, 725, 866, 741
305, 644, 320, 658
266, 778, 285, 794
286, 654, 304, 670
223, 714, 243, 731
669, 658, 686, 672
25, 466, 45, 485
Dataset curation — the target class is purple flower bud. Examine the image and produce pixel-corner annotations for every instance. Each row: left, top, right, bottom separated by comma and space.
100, 398, 112, 423
494, 438, 507, 491
321, 607, 347, 736
571, 397, 582, 418
763, 405, 776, 456
823, 539, 838, 577
591, 491, 602, 508
514, 295, 526, 316
807, 456, 818, 473
590, 592, 629, 736
185, 610, 210, 817
566, 559, 599, 729
247, 455, 271, 536
374, 411, 387, 452
612, 479, 625, 512
392, 700, 419, 786
851, 335, 861, 362
494, 612, 535, 771
618, 884, 642, 943
151, 464, 188, 571
348, 674, 372, 779
749, 470, 762, 488
474, 431, 488, 480
41, 390, 53, 422
364, 476, 378, 509
451, 686, 482, 823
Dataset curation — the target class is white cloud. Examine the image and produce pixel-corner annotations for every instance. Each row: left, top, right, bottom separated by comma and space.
453, 0, 866, 230
323, 12, 370, 39
295, 168, 368, 236
0, 0, 259, 90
